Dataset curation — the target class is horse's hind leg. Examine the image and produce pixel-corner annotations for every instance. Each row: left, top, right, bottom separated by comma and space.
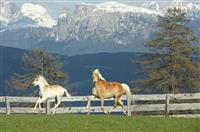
108, 97, 118, 114
118, 98, 126, 115
38, 102, 42, 111
52, 96, 61, 115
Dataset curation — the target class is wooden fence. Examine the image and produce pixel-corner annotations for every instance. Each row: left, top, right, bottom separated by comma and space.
127, 93, 200, 117
0, 93, 200, 117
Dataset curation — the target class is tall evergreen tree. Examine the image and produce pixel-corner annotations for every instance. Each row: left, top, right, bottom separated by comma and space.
137, 7, 200, 94
7, 48, 68, 89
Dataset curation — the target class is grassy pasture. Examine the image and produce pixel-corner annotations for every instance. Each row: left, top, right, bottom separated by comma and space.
0, 114, 199, 132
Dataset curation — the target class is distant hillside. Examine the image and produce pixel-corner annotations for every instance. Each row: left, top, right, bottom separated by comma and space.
0, 46, 26, 96
0, 46, 142, 96
63, 52, 144, 95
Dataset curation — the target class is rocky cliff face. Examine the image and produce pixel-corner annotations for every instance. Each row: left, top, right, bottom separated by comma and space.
0, 0, 17, 28
55, 2, 160, 45
1, 1, 200, 55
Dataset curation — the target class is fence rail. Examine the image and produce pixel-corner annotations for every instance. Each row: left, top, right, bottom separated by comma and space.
0, 93, 199, 117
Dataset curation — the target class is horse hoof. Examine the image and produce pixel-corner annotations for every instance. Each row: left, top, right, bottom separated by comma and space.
32, 110, 38, 114
103, 111, 108, 114
32, 111, 37, 114
51, 110, 56, 115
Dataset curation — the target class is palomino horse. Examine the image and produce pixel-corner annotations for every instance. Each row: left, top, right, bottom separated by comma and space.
32, 75, 71, 114
87, 69, 131, 115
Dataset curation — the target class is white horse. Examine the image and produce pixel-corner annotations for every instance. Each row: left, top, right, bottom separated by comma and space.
32, 75, 71, 115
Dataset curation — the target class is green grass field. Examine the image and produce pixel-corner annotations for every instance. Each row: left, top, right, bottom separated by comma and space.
0, 114, 199, 132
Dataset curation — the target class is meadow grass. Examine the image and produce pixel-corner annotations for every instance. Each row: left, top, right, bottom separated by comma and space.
0, 114, 200, 132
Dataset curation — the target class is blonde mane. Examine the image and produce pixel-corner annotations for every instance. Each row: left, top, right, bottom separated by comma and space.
38, 75, 49, 86
94, 69, 106, 81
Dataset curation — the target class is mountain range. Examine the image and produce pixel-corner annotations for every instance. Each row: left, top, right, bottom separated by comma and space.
0, 0, 200, 55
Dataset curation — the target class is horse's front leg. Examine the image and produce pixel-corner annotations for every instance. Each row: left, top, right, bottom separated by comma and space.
37, 97, 47, 112
86, 95, 96, 114
33, 97, 41, 113
100, 97, 106, 114
86, 95, 95, 109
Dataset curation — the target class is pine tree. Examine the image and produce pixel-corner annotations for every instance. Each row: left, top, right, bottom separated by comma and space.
7, 48, 68, 89
137, 7, 200, 94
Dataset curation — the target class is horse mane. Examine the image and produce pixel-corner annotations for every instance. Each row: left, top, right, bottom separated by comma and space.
38, 75, 49, 86
94, 69, 106, 81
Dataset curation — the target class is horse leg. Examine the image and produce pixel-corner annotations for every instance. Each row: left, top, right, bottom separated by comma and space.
100, 98, 106, 114
38, 102, 42, 111
52, 96, 61, 115
118, 98, 126, 115
38, 97, 47, 112
33, 97, 41, 113
86, 95, 95, 108
108, 96, 118, 114
86, 95, 96, 115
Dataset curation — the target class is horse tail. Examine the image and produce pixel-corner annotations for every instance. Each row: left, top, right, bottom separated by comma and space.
121, 83, 131, 97
64, 89, 71, 97
121, 83, 135, 105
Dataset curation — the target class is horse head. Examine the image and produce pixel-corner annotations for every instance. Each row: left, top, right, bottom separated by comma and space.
92, 70, 99, 83
32, 75, 48, 86
92, 69, 106, 82
32, 75, 40, 86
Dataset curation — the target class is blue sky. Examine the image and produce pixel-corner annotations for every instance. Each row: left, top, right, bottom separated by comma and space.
8, 0, 200, 19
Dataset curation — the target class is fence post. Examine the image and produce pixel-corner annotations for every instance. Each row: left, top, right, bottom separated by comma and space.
165, 94, 170, 117
46, 99, 51, 115
127, 95, 131, 116
87, 97, 91, 115
5, 96, 11, 115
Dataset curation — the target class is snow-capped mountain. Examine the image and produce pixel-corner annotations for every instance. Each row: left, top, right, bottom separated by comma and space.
169, 0, 200, 36
46, 1, 164, 55
1, 1, 200, 55
142, 1, 161, 12
94, 1, 161, 15
0, 0, 17, 27
8, 3, 56, 28
0, 2, 56, 50
55, 2, 160, 43
170, 0, 200, 17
